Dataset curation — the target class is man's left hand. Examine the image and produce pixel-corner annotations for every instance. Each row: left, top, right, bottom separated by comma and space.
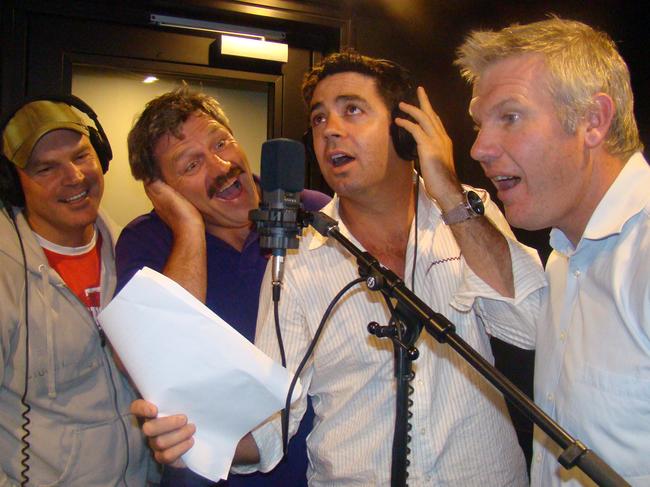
394, 87, 464, 208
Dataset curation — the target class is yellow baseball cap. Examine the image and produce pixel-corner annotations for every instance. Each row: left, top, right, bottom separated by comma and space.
2, 100, 90, 168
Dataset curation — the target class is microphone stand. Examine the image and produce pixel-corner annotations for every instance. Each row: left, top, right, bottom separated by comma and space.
367, 298, 423, 486
307, 211, 629, 487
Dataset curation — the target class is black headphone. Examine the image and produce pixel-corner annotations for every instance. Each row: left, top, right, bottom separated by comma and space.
303, 61, 419, 166
0, 94, 112, 208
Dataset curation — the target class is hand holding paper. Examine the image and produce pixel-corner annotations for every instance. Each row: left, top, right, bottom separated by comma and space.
98, 267, 301, 481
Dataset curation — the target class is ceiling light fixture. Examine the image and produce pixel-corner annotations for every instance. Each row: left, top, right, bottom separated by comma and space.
150, 14, 288, 62
219, 35, 288, 63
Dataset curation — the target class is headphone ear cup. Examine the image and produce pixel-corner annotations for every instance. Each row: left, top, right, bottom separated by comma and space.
88, 126, 111, 173
390, 107, 417, 162
1, 93, 112, 207
0, 156, 24, 207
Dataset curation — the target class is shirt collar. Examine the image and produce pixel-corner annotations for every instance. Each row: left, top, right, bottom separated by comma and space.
307, 195, 351, 251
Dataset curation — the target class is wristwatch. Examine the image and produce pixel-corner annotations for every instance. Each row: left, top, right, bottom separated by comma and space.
441, 190, 485, 225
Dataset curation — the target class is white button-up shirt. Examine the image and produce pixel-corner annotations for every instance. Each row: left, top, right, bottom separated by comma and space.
243, 181, 545, 486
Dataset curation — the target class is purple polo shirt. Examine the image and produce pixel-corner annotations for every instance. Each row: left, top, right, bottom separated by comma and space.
115, 188, 330, 487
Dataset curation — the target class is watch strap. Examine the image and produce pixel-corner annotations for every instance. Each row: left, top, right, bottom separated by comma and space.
441, 190, 484, 225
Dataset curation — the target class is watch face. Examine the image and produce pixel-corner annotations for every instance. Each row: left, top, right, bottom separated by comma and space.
466, 191, 485, 215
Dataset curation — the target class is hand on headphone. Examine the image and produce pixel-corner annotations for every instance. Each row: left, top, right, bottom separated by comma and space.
144, 179, 205, 236
394, 86, 464, 208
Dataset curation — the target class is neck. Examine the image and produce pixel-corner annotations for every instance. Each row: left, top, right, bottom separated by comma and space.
561, 150, 626, 246
25, 215, 95, 247
339, 163, 416, 226
339, 178, 416, 278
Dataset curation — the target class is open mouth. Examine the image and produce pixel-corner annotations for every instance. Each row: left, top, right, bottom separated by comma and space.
212, 178, 242, 200
208, 166, 244, 199
330, 153, 354, 167
491, 175, 521, 191
60, 190, 88, 203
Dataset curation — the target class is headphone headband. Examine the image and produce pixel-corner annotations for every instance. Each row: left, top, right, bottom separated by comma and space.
0, 94, 112, 163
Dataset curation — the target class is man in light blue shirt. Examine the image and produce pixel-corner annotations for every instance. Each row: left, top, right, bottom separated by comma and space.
456, 16, 649, 486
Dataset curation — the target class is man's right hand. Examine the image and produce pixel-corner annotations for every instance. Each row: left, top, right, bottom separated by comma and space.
144, 179, 204, 236
130, 399, 196, 468
145, 179, 208, 302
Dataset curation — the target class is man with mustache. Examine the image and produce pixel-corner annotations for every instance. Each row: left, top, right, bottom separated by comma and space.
116, 87, 329, 486
133, 54, 547, 485
456, 17, 649, 485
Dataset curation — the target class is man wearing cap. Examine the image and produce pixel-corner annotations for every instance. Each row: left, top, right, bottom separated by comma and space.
0, 97, 154, 485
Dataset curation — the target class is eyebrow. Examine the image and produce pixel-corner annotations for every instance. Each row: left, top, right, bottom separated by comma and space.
470, 96, 522, 124
309, 94, 368, 114
170, 125, 228, 165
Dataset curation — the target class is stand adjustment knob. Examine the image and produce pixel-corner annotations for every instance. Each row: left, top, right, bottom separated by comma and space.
367, 321, 397, 337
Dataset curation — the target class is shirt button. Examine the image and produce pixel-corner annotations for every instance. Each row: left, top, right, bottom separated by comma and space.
536, 452, 543, 462
420, 428, 426, 435
559, 332, 566, 341
547, 393, 554, 401
574, 270, 581, 277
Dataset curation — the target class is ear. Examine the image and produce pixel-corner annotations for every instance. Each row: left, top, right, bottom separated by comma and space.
584, 93, 614, 149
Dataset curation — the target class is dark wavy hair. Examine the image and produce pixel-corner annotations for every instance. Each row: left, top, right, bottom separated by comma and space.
301, 49, 417, 112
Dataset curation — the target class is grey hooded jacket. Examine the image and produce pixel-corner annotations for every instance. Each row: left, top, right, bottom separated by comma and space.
0, 207, 153, 486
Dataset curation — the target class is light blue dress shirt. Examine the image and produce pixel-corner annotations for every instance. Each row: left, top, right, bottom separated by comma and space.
483, 152, 650, 486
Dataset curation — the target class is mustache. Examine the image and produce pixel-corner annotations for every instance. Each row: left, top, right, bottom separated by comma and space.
207, 166, 244, 198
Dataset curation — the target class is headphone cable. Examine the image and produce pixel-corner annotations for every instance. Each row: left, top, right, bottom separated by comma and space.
6, 207, 32, 486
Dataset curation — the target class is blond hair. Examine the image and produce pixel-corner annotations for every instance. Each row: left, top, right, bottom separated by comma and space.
455, 16, 643, 157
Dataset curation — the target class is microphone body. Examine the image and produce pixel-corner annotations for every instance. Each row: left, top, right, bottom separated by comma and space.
249, 138, 306, 289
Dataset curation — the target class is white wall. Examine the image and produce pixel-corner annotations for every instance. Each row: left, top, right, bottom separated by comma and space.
72, 66, 268, 228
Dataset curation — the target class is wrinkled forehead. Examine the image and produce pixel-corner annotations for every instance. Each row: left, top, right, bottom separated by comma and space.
184, 111, 232, 134
162, 113, 230, 144
311, 72, 382, 107
468, 54, 550, 117
196, 116, 231, 137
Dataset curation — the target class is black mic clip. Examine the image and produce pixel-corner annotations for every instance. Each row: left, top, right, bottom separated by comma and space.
249, 204, 309, 255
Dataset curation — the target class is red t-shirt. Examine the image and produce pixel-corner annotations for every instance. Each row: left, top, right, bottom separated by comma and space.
39, 232, 103, 320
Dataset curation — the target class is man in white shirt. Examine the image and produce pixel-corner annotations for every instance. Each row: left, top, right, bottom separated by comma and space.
456, 16, 649, 486
134, 51, 546, 485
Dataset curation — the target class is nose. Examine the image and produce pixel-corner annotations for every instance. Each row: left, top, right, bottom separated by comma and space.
323, 112, 346, 141
470, 128, 501, 165
207, 152, 232, 176
61, 161, 85, 185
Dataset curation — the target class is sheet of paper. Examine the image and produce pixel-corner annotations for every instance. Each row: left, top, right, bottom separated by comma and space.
98, 267, 301, 481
